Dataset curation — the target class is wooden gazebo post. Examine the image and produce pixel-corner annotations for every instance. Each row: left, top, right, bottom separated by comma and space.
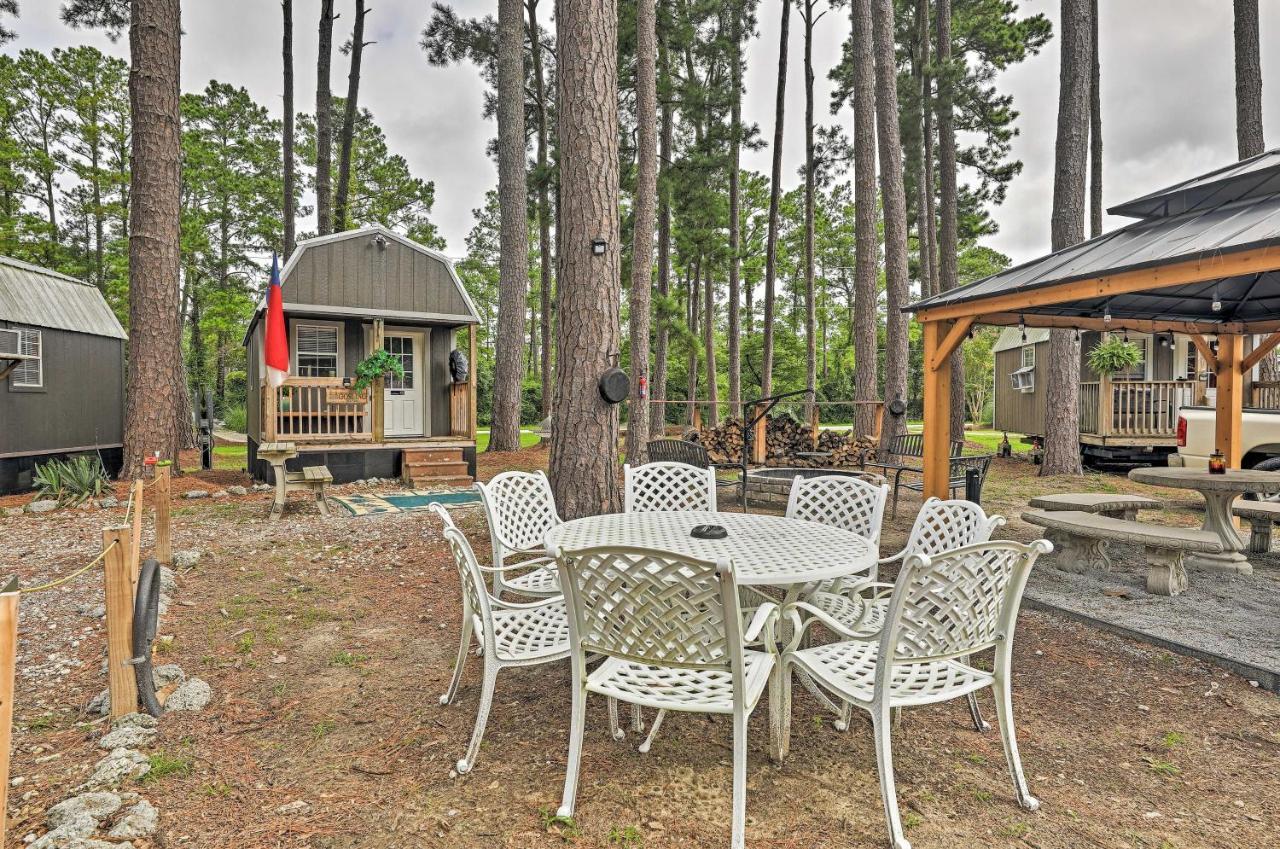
923, 317, 972, 500
1215, 333, 1244, 468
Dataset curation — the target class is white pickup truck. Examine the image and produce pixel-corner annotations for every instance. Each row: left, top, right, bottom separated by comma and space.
1173, 406, 1280, 469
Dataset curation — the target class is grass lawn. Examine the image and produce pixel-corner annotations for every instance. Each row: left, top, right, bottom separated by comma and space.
476, 427, 542, 452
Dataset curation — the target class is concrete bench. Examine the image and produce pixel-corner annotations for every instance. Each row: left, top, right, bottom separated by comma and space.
1022, 509, 1223, 596
1232, 500, 1280, 553
1028, 493, 1162, 520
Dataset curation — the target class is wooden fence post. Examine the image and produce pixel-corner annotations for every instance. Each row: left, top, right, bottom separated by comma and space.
0, 584, 19, 847
751, 413, 767, 465
809, 406, 821, 449
102, 527, 138, 720
129, 479, 143, 590
154, 464, 171, 564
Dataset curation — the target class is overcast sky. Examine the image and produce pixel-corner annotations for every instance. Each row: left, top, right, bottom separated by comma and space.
5, 0, 1279, 265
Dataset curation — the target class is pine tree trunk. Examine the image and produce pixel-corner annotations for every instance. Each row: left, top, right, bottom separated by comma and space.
490, 0, 530, 452
123, 0, 184, 476
851, 0, 879, 443
1234, 0, 1264, 160
528, 0, 555, 419
1041, 0, 1091, 477
687, 263, 700, 426
549, 0, 622, 517
283, 0, 296, 257
703, 261, 719, 426
803, 0, 817, 417
935, 0, 964, 438
650, 30, 673, 436
334, 0, 367, 233
1089, 0, 1102, 238
915, 0, 937, 299
626, 0, 657, 464
872, 0, 910, 450
726, 5, 743, 416
761, 0, 790, 398
315, 0, 335, 235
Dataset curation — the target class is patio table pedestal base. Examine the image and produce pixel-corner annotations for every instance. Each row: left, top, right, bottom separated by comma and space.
1189, 491, 1253, 575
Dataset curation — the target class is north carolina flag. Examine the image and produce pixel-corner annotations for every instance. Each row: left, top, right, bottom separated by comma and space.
264, 253, 289, 388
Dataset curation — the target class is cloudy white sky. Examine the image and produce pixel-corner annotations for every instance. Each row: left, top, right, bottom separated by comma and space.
5, 0, 1279, 265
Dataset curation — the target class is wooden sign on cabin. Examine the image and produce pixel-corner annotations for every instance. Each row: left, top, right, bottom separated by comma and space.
326, 387, 368, 406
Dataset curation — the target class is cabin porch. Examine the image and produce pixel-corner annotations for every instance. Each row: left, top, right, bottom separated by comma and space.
1076, 377, 1280, 446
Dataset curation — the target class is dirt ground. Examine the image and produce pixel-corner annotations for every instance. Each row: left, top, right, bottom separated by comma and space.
1, 449, 1278, 848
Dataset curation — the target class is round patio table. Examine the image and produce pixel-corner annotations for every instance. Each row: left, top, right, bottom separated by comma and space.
543, 510, 876, 590
1127, 466, 1280, 574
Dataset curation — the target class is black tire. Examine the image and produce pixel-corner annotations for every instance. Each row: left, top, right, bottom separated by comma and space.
133, 558, 164, 717
1242, 457, 1280, 501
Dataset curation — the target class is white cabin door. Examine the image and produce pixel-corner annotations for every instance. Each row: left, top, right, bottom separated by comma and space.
383, 331, 425, 437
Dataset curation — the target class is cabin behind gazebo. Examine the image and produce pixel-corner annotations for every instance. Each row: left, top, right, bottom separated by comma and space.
243, 226, 479, 486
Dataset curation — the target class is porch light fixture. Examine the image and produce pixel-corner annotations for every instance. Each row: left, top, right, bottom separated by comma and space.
591, 237, 607, 256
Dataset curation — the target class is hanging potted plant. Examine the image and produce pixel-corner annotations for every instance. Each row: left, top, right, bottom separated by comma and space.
352, 349, 406, 395
1087, 336, 1144, 376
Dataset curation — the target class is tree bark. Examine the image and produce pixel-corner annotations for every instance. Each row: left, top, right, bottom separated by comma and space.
1088, 0, 1102, 238
334, 0, 367, 233
935, 0, 964, 438
687, 262, 700, 426
761, 0, 790, 399
650, 20, 673, 436
528, 0, 555, 419
123, 0, 184, 476
851, 0, 879, 443
1041, 0, 1091, 477
915, 0, 937, 299
1234, 0, 1264, 160
703, 260, 719, 425
872, 0, 909, 450
315, 0, 335, 235
802, 0, 818, 417
282, 0, 296, 257
625, 0, 657, 464
490, 0, 530, 452
549, 0, 622, 517
726, 4, 743, 416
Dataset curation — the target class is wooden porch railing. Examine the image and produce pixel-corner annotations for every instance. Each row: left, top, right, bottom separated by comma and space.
1249, 381, 1280, 409
1078, 379, 1195, 438
261, 377, 371, 442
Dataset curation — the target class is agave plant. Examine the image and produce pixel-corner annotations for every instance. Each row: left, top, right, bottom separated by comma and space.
32, 455, 109, 506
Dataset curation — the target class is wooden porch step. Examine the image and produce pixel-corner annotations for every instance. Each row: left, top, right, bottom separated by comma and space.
402, 447, 465, 464
406, 474, 474, 487
402, 445, 471, 486
403, 459, 471, 478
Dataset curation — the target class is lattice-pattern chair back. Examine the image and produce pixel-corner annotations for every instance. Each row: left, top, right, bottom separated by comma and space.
785, 475, 890, 545
905, 497, 1005, 559
624, 462, 717, 513
646, 439, 711, 469
429, 503, 493, 632
476, 470, 562, 554
878, 540, 1048, 674
553, 546, 742, 670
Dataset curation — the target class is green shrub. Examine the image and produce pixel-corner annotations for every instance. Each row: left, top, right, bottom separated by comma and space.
32, 454, 109, 506
221, 403, 247, 433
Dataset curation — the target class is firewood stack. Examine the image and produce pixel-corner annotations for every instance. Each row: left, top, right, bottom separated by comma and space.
686, 416, 878, 468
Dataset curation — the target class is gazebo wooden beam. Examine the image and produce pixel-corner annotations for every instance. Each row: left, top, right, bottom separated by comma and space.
1240, 331, 1280, 373
915, 245, 1280, 324
1188, 333, 1219, 373
979, 312, 1247, 335
928, 316, 974, 372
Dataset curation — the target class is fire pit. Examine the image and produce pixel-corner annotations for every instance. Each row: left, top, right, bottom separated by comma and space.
741, 467, 884, 510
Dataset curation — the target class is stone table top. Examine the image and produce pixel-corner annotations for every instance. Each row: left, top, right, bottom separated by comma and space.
1028, 492, 1163, 512
1128, 467, 1280, 494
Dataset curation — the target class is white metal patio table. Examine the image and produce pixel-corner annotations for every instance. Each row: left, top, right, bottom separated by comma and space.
1127, 466, 1280, 574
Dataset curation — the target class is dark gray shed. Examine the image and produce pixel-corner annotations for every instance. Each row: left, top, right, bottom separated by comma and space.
0, 255, 126, 493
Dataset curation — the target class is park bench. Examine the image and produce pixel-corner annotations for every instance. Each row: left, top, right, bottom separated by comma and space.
863, 433, 965, 515
892, 454, 993, 517
1028, 492, 1162, 520
1022, 508, 1222, 596
1232, 500, 1280, 553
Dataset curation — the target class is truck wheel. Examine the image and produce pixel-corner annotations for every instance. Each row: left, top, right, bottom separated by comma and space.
1243, 457, 1280, 501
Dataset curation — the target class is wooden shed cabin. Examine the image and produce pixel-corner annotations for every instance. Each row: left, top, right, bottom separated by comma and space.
993, 325, 1280, 462
243, 226, 480, 486
0, 256, 125, 493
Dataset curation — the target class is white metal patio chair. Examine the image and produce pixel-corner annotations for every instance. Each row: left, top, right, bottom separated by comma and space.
550, 544, 784, 849
782, 539, 1051, 849
474, 470, 562, 598
787, 473, 889, 592
624, 461, 718, 513
430, 503, 570, 775
799, 498, 1006, 731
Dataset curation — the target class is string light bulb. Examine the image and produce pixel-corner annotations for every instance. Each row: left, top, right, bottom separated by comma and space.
1212, 283, 1223, 312
1074, 327, 1081, 342
1103, 304, 1112, 323
1019, 315, 1027, 343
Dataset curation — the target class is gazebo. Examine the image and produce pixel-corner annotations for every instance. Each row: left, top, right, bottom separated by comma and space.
909, 150, 1280, 499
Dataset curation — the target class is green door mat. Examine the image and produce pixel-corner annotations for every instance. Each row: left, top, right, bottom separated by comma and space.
330, 489, 481, 517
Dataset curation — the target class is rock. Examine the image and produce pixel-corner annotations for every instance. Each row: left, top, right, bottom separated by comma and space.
78, 603, 105, 620
30, 813, 97, 849
227, 485, 248, 496
96, 497, 119, 509
211, 490, 229, 499
157, 594, 170, 617
275, 800, 311, 816
86, 689, 110, 716
184, 490, 209, 500
171, 549, 201, 569
112, 713, 158, 730
25, 500, 58, 513
353, 479, 367, 487
46, 793, 123, 829
98, 725, 156, 750
152, 664, 185, 688
78, 749, 150, 790
164, 677, 211, 712
252, 483, 272, 493
106, 800, 158, 840
158, 566, 177, 595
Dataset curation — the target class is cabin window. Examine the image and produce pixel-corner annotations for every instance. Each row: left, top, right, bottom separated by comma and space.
294, 323, 340, 378
10, 327, 42, 388
1111, 338, 1148, 382
1020, 345, 1035, 369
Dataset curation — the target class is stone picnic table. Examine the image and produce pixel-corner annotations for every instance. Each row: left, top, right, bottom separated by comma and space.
1127, 466, 1280, 574
1028, 492, 1162, 520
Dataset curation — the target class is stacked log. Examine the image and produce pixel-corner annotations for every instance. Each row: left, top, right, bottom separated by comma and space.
687, 415, 877, 468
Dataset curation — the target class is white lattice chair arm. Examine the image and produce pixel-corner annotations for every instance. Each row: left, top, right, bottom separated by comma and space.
783, 586, 893, 652
490, 594, 566, 613
743, 602, 780, 644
